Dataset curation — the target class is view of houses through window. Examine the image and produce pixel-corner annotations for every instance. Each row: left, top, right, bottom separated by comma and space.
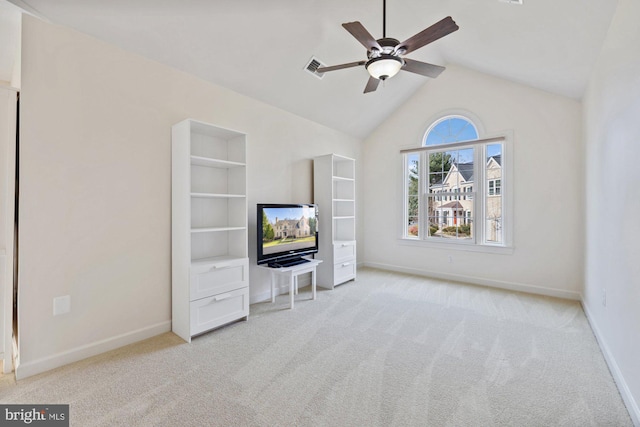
404, 115, 504, 245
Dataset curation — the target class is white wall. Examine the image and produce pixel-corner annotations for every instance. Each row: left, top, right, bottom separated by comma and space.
18, 15, 361, 378
582, 0, 640, 423
0, 85, 18, 373
362, 64, 583, 298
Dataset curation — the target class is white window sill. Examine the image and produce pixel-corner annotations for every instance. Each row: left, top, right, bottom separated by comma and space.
398, 237, 514, 255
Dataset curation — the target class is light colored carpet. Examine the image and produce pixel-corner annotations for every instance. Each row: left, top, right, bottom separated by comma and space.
0, 268, 632, 426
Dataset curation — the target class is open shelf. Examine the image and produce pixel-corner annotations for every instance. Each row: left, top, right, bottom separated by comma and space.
190, 227, 247, 261
333, 179, 355, 200
334, 216, 356, 241
190, 156, 245, 168
191, 193, 246, 198
191, 226, 246, 233
332, 155, 355, 180
191, 255, 245, 267
333, 199, 355, 217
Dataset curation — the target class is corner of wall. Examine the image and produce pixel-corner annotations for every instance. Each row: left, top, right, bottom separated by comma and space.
581, 299, 640, 426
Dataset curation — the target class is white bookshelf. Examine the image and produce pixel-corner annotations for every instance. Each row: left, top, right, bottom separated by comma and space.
172, 119, 249, 342
314, 154, 357, 289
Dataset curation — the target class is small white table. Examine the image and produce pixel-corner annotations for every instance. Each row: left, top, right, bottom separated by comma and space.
261, 258, 322, 309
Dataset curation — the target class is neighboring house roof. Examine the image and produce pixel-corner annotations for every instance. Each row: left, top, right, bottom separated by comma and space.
429, 155, 502, 189
439, 201, 464, 209
456, 162, 474, 182
436, 162, 474, 188
429, 162, 473, 186
488, 155, 501, 167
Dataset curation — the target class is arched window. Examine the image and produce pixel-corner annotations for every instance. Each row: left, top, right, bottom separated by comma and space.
402, 113, 508, 247
424, 116, 478, 146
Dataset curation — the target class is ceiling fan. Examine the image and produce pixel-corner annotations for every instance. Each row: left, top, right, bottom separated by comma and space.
316, 0, 459, 93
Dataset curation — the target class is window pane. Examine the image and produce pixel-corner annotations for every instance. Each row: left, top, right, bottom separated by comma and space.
426, 146, 476, 241
486, 144, 503, 243
407, 216, 419, 237
427, 194, 473, 240
407, 154, 419, 195
425, 117, 479, 146
428, 152, 453, 174
428, 173, 443, 195
405, 153, 420, 238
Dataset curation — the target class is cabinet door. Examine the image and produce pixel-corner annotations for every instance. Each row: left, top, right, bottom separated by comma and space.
190, 258, 248, 301
190, 288, 249, 336
334, 261, 356, 285
333, 241, 356, 263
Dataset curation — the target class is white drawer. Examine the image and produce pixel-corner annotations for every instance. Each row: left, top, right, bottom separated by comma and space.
190, 287, 249, 336
334, 241, 356, 263
334, 260, 356, 285
190, 258, 248, 301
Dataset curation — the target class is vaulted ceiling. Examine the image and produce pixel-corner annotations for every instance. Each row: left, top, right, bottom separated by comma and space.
3, 0, 619, 138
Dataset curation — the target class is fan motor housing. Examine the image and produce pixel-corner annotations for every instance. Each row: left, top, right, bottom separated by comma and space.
370, 37, 401, 57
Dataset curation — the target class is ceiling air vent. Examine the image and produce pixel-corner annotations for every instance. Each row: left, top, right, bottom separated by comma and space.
499, 0, 523, 4
304, 56, 326, 80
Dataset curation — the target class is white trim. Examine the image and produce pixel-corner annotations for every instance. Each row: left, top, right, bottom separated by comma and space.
15, 321, 171, 380
401, 136, 506, 153
419, 109, 487, 144
4, 0, 49, 20
582, 301, 640, 426
0, 85, 19, 93
249, 275, 313, 305
364, 261, 580, 300
398, 237, 514, 254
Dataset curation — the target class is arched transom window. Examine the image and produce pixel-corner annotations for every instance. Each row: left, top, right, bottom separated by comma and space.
424, 116, 478, 146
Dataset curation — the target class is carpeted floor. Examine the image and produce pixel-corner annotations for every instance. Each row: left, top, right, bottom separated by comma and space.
0, 268, 632, 426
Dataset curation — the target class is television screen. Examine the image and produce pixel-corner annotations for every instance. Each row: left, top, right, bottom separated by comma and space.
257, 204, 318, 265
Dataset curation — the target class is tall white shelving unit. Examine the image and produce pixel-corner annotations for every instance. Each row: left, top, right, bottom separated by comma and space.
172, 119, 249, 342
314, 154, 357, 289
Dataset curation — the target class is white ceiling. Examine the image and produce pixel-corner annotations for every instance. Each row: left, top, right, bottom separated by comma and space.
0, 0, 21, 84
3, 0, 618, 138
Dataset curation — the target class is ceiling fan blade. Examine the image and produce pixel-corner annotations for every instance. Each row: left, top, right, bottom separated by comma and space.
402, 58, 446, 78
342, 21, 382, 52
316, 61, 366, 73
396, 16, 459, 55
364, 76, 380, 93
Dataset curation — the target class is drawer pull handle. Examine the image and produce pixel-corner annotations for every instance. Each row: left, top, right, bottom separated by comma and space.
210, 264, 231, 271
342, 262, 351, 267
213, 293, 232, 302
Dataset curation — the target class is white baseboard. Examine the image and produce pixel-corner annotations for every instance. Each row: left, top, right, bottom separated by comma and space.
363, 261, 582, 301
582, 301, 640, 426
15, 321, 171, 380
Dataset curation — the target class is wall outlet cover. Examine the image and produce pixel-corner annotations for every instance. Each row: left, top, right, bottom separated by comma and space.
53, 295, 71, 316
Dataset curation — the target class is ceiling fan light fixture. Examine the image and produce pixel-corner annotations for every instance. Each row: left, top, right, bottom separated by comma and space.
366, 55, 403, 80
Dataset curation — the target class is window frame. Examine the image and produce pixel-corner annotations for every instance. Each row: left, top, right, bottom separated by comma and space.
400, 115, 513, 253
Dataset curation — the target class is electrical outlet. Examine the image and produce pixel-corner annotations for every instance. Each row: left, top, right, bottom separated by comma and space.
53, 295, 71, 316
601, 289, 606, 307
448, 255, 453, 263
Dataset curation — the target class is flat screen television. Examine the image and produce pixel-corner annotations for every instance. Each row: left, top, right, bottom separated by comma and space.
257, 203, 318, 266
